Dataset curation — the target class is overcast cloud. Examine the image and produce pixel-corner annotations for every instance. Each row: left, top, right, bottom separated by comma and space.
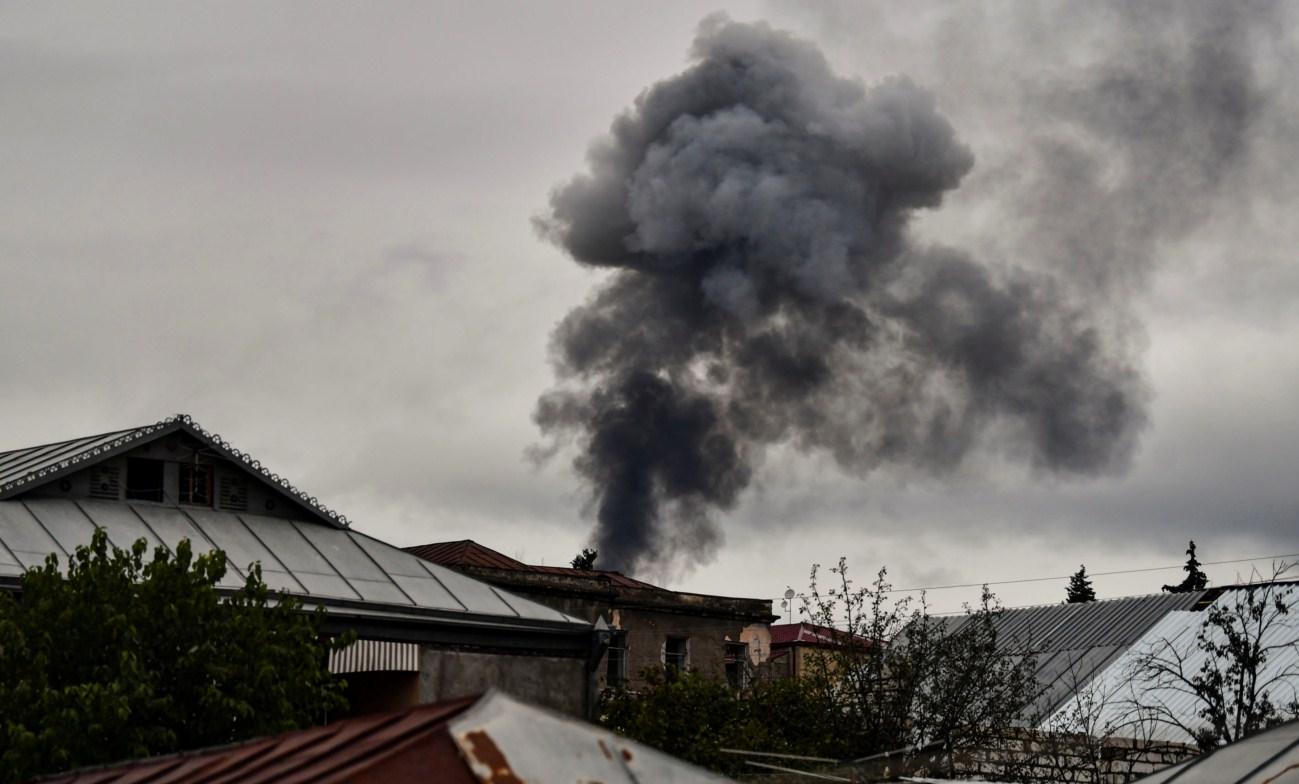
2, 1, 1297, 613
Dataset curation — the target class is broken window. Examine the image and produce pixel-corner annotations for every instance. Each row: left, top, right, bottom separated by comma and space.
606, 631, 627, 687
125, 458, 165, 502
178, 463, 213, 506
725, 642, 749, 689
665, 636, 689, 671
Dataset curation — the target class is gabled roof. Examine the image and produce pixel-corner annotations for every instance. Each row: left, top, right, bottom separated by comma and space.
406, 539, 528, 570
771, 622, 847, 646
406, 539, 661, 590
941, 590, 1209, 720
0, 414, 351, 529
36, 690, 731, 784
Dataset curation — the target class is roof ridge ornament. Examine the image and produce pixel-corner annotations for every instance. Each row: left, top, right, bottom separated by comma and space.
0, 413, 351, 528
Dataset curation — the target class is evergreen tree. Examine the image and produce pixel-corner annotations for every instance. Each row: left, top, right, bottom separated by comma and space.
1065, 565, 1096, 603
1162, 540, 1209, 593
571, 547, 598, 570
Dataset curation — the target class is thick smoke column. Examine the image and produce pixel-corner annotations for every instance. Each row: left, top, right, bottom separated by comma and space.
535, 15, 1144, 576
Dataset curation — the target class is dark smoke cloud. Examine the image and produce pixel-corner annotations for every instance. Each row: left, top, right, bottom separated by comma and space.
535, 14, 1146, 576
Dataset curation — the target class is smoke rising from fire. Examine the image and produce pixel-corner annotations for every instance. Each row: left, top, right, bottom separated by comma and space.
534, 15, 1148, 576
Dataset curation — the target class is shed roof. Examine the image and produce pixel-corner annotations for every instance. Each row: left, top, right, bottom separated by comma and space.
35, 690, 732, 784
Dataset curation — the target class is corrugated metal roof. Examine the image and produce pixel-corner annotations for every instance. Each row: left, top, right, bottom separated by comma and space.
942, 591, 1208, 719
407, 539, 662, 590
35, 694, 481, 784
1133, 718, 1299, 782
1041, 588, 1299, 746
0, 414, 353, 529
36, 690, 732, 784
0, 498, 586, 627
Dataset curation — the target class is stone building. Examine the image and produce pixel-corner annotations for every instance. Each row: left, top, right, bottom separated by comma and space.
0, 415, 602, 716
406, 539, 776, 690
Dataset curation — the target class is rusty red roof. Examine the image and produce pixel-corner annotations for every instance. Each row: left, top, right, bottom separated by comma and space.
36, 695, 480, 784
770, 622, 871, 648
404, 539, 662, 590
35, 691, 732, 784
404, 539, 527, 570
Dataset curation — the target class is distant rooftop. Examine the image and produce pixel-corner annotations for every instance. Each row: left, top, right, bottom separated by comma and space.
406, 539, 662, 591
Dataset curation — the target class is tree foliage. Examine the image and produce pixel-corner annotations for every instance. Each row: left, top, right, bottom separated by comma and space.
599, 559, 1042, 777
1162, 540, 1209, 593
1067, 565, 1096, 603
570, 547, 598, 570
0, 529, 350, 782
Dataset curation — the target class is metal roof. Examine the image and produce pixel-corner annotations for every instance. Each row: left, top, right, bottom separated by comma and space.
1133, 718, 1299, 782
0, 498, 586, 629
448, 690, 733, 783
407, 539, 663, 590
1041, 588, 1299, 745
0, 414, 353, 529
36, 690, 732, 784
943, 591, 1209, 719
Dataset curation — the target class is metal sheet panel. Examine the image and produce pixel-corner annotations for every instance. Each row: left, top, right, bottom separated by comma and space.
131, 504, 244, 588
1, 500, 591, 633
1044, 592, 1299, 746
184, 508, 304, 593
74, 500, 164, 552
0, 500, 65, 567
449, 690, 732, 783
22, 499, 98, 555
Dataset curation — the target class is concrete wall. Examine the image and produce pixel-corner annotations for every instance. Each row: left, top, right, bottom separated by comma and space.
487, 581, 770, 691
417, 647, 589, 717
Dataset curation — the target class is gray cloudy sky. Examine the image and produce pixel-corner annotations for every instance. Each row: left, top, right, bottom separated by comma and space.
3, 1, 1297, 615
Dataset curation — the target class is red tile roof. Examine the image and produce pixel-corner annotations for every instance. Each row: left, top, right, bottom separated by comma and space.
404, 540, 662, 590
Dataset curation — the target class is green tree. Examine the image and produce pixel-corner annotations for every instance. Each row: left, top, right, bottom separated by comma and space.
599, 559, 1042, 778
1163, 540, 1209, 593
570, 547, 598, 570
1066, 565, 1096, 603
0, 529, 350, 782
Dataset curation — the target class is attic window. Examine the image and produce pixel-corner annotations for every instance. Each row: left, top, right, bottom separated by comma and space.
179, 463, 213, 506
125, 458, 165, 502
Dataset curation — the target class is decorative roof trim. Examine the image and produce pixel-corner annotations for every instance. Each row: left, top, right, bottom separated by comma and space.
0, 413, 350, 529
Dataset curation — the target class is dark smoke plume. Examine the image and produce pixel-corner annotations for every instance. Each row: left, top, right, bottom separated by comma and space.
535, 15, 1145, 576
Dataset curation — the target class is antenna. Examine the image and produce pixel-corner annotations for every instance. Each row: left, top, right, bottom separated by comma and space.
782, 587, 796, 624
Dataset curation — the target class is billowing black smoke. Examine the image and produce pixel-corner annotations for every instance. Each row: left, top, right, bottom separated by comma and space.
534, 15, 1145, 576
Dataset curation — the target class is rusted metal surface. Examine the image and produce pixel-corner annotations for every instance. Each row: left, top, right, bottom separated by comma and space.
37, 690, 728, 784
450, 690, 732, 783
407, 539, 661, 590
35, 695, 480, 783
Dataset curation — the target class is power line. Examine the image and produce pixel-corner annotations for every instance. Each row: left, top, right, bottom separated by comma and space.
773, 550, 1299, 603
